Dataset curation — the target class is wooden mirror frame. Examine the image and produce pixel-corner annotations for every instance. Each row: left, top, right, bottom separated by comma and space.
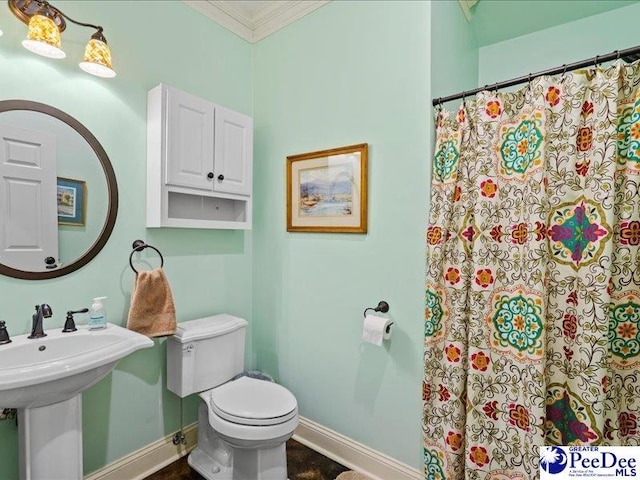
0, 100, 118, 280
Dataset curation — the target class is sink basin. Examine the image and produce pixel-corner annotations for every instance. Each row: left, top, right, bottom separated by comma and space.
0, 323, 153, 408
0, 322, 153, 479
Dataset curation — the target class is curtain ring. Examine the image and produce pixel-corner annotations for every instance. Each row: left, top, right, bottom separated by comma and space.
560, 64, 568, 83
436, 98, 442, 113
594, 55, 600, 68
616, 50, 621, 60
462, 91, 467, 106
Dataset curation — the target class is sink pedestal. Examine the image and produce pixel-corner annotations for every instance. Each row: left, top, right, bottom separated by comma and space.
18, 395, 83, 480
0, 324, 154, 479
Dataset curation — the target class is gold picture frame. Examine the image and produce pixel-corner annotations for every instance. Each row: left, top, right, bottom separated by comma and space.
287, 143, 368, 233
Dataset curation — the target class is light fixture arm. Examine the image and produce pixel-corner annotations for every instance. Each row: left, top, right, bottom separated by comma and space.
36, 0, 105, 37
54, 7, 103, 33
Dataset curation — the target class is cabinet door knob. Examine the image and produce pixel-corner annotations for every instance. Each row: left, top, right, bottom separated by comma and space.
217, 174, 224, 181
207, 172, 214, 179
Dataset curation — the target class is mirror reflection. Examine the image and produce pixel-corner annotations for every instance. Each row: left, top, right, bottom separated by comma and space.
0, 101, 117, 279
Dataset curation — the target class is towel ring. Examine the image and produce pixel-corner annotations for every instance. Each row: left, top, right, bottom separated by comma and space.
129, 240, 164, 273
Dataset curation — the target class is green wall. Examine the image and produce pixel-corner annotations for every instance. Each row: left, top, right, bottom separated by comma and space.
472, 0, 637, 47
431, 0, 479, 105
0, 0, 480, 476
252, 0, 430, 468
478, 2, 640, 85
0, 1, 252, 477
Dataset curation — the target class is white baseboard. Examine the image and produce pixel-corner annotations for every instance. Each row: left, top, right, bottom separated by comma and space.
84, 417, 421, 480
84, 423, 197, 480
293, 416, 422, 480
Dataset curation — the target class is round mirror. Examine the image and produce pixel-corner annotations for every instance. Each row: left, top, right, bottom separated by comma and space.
0, 100, 118, 280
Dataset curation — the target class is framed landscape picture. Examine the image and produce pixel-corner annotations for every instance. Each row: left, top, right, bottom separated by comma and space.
287, 143, 368, 233
57, 177, 86, 226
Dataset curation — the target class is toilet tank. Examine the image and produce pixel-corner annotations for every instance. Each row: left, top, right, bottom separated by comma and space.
166, 314, 247, 398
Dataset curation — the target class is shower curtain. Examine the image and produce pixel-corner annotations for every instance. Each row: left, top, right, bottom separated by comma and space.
424, 61, 640, 479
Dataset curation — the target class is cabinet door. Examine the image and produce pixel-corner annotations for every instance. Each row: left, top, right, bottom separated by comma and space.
165, 87, 215, 191
213, 106, 252, 196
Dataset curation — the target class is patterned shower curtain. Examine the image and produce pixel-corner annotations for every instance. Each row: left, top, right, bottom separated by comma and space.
424, 61, 640, 480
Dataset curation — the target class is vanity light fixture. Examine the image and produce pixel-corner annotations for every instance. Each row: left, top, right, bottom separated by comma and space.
8, 0, 116, 78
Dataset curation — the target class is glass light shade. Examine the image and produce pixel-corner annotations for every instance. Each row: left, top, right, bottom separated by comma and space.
21, 14, 65, 59
0, 28, 3, 37
79, 38, 116, 78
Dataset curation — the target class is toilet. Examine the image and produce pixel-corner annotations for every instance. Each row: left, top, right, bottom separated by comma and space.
166, 314, 298, 480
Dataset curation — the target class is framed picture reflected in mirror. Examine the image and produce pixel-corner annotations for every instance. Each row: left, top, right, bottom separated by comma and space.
57, 177, 86, 226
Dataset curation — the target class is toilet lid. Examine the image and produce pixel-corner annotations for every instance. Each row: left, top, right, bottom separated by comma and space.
209, 377, 298, 426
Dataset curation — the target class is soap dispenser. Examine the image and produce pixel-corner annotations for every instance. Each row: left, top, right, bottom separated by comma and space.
88, 297, 108, 330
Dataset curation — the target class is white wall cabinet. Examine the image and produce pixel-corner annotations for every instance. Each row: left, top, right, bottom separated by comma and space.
146, 84, 253, 229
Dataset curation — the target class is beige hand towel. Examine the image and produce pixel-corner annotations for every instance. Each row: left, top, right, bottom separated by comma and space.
127, 267, 176, 337
335, 472, 372, 480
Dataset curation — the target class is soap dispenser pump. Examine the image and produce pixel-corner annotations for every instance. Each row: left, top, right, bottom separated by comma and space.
88, 297, 107, 330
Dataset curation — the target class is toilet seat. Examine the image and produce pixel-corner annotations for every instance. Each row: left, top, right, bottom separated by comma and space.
207, 376, 298, 426
206, 406, 299, 444
201, 377, 299, 443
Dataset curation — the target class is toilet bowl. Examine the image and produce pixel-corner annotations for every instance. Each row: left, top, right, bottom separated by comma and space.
166, 315, 298, 480
189, 376, 298, 479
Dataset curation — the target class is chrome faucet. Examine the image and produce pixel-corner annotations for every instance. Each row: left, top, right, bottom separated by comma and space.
28, 304, 52, 339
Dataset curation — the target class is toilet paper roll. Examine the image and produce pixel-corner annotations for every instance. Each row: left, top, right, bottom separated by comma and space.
362, 314, 393, 346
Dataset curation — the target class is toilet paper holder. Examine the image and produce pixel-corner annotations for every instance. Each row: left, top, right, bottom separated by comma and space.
363, 301, 393, 333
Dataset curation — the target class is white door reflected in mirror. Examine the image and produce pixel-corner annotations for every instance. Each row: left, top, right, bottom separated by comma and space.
0, 124, 59, 271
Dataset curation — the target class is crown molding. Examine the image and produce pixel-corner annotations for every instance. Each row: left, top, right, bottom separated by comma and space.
184, 1, 331, 44
458, 0, 478, 22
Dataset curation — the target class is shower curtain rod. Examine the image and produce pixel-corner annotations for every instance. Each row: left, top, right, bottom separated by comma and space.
432, 44, 640, 107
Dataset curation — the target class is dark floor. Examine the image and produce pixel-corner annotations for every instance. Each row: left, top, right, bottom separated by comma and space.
145, 439, 349, 480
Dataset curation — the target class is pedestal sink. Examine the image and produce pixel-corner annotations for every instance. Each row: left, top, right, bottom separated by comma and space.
0, 323, 153, 479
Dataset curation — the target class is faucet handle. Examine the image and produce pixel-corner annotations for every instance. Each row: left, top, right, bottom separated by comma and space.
0, 321, 11, 345
62, 308, 88, 333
